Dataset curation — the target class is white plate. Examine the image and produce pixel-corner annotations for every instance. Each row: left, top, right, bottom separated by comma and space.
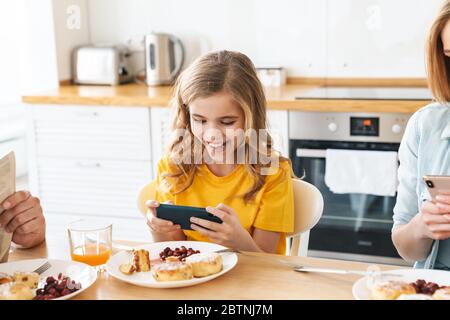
0, 258, 97, 300
353, 268, 450, 300
106, 241, 238, 288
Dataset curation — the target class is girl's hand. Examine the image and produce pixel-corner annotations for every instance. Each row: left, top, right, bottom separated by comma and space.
418, 194, 450, 240
145, 200, 184, 239
190, 203, 256, 250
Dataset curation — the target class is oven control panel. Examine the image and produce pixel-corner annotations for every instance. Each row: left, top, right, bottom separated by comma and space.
350, 117, 379, 136
289, 111, 411, 143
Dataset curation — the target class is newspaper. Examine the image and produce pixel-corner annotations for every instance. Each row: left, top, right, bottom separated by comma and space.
0, 151, 15, 263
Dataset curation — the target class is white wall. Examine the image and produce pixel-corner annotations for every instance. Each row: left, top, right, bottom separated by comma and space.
0, 0, 58, 103
86, 0, 328, 77
0, 2, 23, 104
0, 0, 59, 178
81, 0, 444, 79
20, 0, 59, 94
327, 0, 441, 77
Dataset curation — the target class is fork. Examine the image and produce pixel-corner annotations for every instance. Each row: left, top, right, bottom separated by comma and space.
32, 261, 52, 275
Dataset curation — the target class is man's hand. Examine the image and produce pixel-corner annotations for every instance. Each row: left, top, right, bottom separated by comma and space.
0, 191, 46, 248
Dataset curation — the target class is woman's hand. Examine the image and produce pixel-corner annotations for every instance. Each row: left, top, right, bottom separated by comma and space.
0, 191, 46, 248
190, 203, 258, 251
145, 200, 186, 241
417, 194, 450, 240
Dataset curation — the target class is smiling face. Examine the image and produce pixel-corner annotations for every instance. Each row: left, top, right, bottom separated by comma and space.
443, 19, 450, 58
189, 91, 245, 163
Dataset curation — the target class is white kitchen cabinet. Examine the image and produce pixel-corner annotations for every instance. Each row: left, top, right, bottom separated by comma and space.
36, 157, 151, 217
27, 104, 153, 241
31, 105, 151, 161
267, 110, 289, 157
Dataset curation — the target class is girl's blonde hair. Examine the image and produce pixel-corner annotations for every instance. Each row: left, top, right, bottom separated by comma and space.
427, 0, 450, 103
161, 50, 292, 203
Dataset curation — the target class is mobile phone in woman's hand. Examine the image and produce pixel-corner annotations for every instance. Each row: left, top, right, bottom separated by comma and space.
423, 175, 450, 201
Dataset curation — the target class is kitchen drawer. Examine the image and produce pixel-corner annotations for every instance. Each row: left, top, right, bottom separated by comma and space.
31, 105, 151, 160
36, 157, 152, 218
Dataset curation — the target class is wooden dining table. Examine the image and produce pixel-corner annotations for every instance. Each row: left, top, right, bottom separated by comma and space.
7, 234, 405, 300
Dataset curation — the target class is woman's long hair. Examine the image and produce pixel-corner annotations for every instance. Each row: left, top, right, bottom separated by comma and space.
427, 0, 450, 103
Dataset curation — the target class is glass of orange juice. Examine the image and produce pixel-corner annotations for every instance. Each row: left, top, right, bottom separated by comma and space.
68, 219, 112, 272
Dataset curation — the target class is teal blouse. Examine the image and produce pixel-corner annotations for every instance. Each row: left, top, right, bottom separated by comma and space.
393, 102, 450, 269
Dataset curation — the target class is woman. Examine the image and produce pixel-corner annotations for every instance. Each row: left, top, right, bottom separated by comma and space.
392, 1, 450, 269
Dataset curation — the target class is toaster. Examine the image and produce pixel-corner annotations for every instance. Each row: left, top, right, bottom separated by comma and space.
72, 45, 134, 85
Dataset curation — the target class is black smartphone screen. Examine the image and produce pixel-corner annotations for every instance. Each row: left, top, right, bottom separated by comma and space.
155, 204, 223, 230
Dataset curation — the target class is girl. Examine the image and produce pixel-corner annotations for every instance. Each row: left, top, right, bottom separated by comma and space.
392, 1, 450, 269
145, 50, 294, 254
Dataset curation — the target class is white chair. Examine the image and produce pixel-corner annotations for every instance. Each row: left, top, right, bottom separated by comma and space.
286, 179, 324, 256
137, 180, 157, 215
137, 178, 324, 257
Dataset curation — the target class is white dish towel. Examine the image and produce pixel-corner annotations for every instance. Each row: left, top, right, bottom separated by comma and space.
324, 149, 399, 197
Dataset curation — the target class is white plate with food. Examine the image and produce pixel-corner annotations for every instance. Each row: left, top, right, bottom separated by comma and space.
353, 268, 450, 300
0, 259, 97, 300
106, 241, 238, 288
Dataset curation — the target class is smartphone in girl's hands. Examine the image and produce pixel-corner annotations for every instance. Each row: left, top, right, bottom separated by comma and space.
156, 203, 223, 230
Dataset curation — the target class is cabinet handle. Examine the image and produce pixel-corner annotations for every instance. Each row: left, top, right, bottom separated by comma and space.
75, 161, 101, 168
296, 148, 326, 158
73, 111, 100, 117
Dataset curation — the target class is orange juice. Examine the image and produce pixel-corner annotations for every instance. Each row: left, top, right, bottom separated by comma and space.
71, 243, 112, 266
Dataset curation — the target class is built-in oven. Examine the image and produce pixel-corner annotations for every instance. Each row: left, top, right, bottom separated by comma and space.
289, 111, 413, 265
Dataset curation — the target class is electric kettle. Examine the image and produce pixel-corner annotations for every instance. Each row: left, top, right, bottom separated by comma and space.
144, 33, 185, 86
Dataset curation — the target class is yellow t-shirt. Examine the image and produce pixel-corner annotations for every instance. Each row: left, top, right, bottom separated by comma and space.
154, 157, 294, 255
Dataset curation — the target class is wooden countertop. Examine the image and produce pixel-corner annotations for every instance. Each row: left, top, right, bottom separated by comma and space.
7, 235, 404, 300
22, 83, 430, 113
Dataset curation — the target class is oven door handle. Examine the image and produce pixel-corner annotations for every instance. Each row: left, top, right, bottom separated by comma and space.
296, 148, 327, 158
